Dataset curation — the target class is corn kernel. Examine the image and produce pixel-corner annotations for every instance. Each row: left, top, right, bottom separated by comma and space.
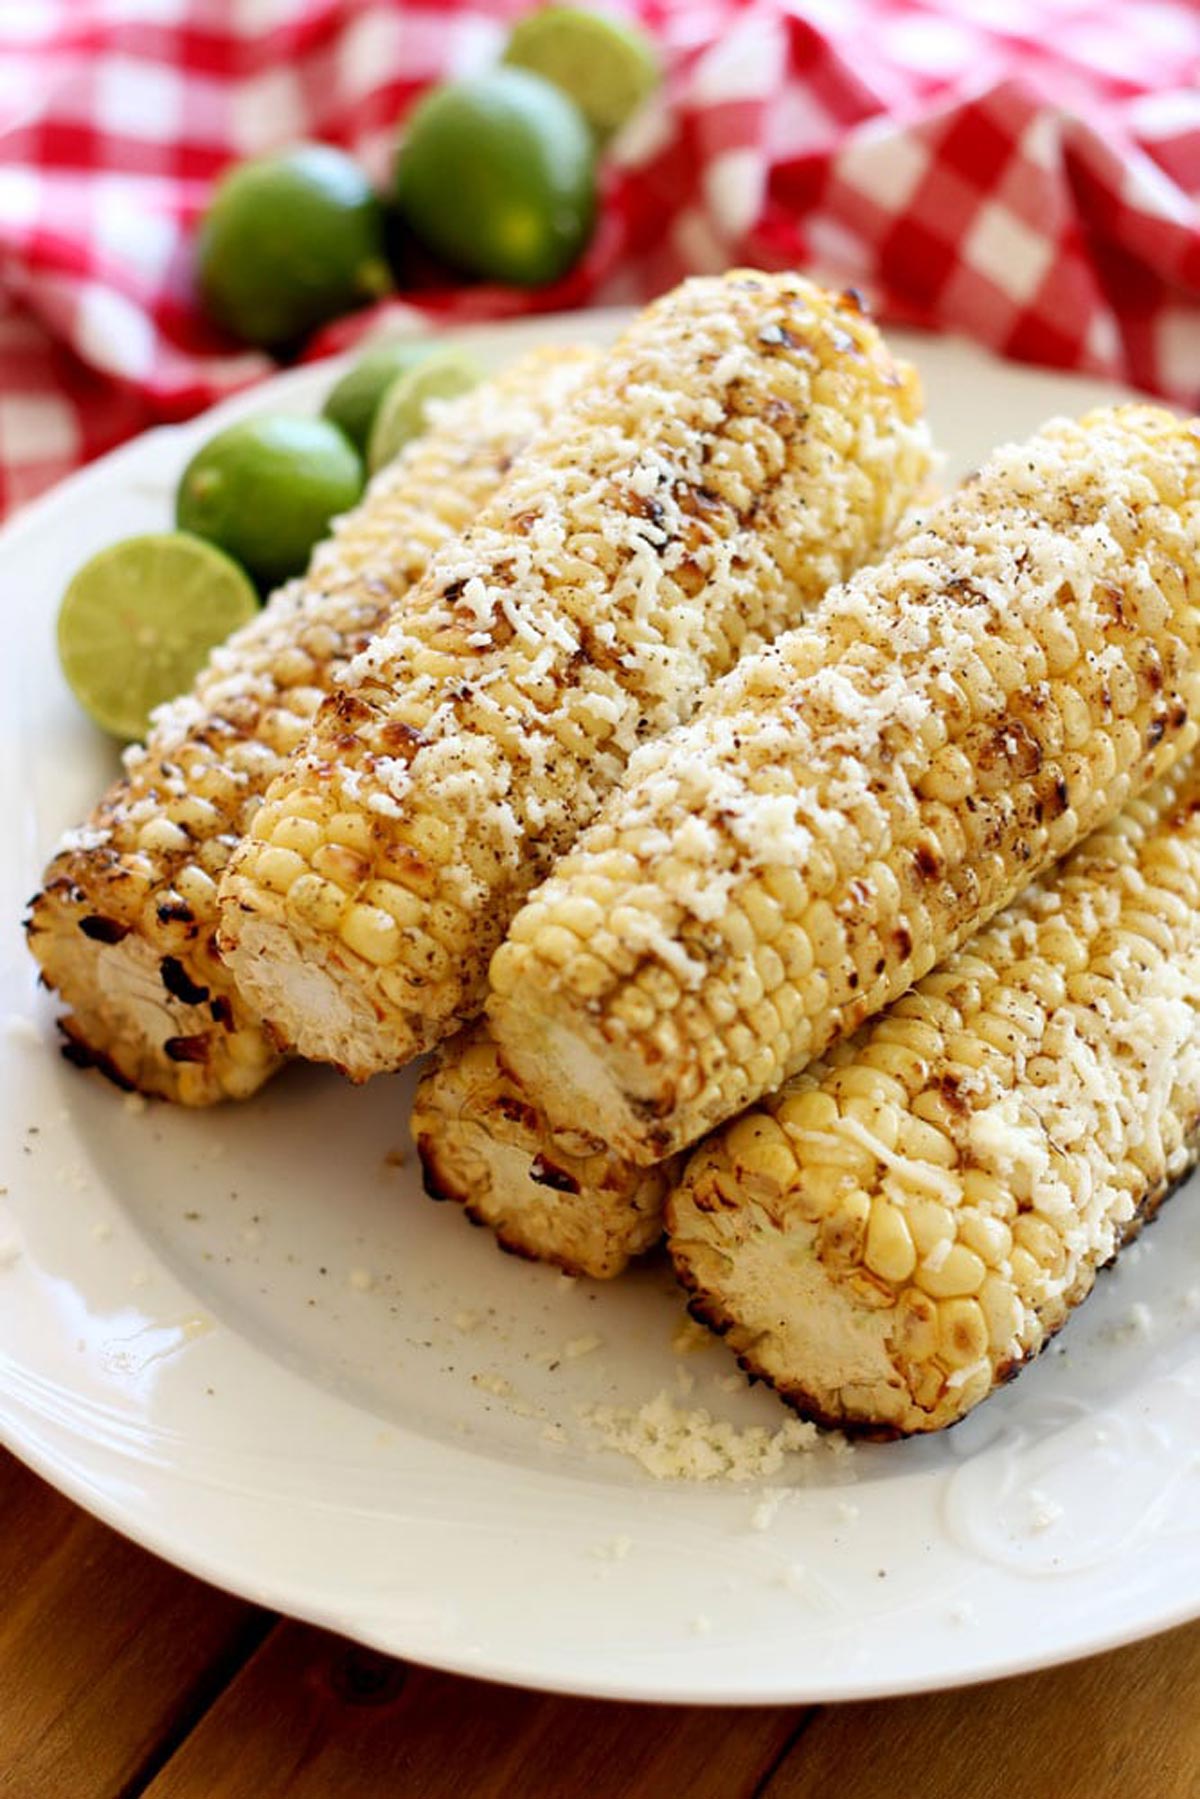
909, 1364, 948, 1410
488, 942, 521, 996
278, 790, 326, 823
917, 743, 974, 805
175, 865, 218, 912
937, 1297, 988, 1367
895, 1113, 955, 1168
776, 1086, 839, 1136
905, 1197, 953, 1258
138, 817, 189, 856
979, 1273, 1023, 1351
361, 880, 423, 929
168, 796, 220, 836
1013, 1213, 1066, 1275
287, 873, 347, 932
958, 1211, 1012, 1266
339, 903, 401, 966
742, 886, 784, 942
725, 1113, 797, 1193
893, 1288, 938, 1360
1008, 1245, 1045, 1299
271, 815, 322, 857
313, 842, 371, 893
916, 1242, 987, 1299
198, 837, 234, 877
818, 1186, 870, 1262
864, 1199, 917, 1283
253, 846, 306, 895
801, 899, 843, 968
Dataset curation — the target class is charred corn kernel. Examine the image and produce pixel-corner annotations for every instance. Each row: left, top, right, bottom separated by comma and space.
411, 1021, 678, 1279
25, 346, 594, 1104
818, 1188, 870, 1263
491, 405, 1200, 1166
668, 752, 1200, 1436
218, 272, 933, 1081
894, 1289, 939, 1361
312, 842, 371, 892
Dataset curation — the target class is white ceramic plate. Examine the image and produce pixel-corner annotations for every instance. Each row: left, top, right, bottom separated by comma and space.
4, 310, 1200, 1706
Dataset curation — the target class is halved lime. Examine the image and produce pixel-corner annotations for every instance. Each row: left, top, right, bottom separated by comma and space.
57, 533, 260, 741
367, 348, 482, 473
176, 415, 364, 591
197, 143, 393, 349
322, 341, 434, 455
393, 68, 596, 287
503, 7, 660, 142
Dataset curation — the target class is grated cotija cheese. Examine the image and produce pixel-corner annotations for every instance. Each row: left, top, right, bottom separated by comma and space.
579, 1390, 843, 1482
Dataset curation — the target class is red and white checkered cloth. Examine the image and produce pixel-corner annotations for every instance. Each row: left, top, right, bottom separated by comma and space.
3, 0, 1200, 520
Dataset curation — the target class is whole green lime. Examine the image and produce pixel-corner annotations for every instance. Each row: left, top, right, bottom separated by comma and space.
393, 68, 597, 287
197, 144, 393, 349
322, 342, 434, 454
176, 416, 364, 591
503, 6, 660, 142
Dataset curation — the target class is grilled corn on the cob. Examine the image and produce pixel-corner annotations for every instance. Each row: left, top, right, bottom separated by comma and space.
489, 405, 1200, 1163
412, 1022, 678, 1279
26, 348, 594, 1103
668, 753, 1200, 1435
217, 273, 933, 1079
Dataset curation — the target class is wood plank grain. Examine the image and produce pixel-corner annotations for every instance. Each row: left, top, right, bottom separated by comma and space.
143, 1623, 806, 1799
0, 1453, 270, 1799
761, 1620, 1200, 1799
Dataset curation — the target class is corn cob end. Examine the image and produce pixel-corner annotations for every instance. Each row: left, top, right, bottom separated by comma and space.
669, 1137, 1189, 1439
215, 872, 425, 1080
27, 855, 282, 1105
484, 982, 672, 1167
412, 1023, 673, 1278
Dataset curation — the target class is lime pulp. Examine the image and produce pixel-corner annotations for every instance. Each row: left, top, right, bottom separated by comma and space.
367, 348, 482, 473
57, 533, 260, 741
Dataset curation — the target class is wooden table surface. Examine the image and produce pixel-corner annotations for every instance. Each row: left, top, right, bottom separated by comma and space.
5, 1450, 1200, 1799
